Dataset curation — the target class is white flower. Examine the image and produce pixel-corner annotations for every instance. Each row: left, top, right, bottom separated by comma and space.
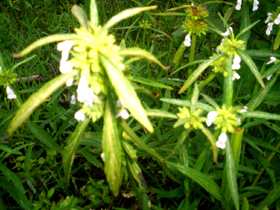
266, 75, 272, 80
216, 132, 228, 149
240, 106, 248, 113
232, 55, 241, 70
267, 56, 277, 65
6, 86, 16, 99
183, 33, 191, 47
266, 22, 274, 36
274, 14, 280, 25
100, 152, 105, 161
66, 78, 74, 87
59, 60, 73, 74
265, 13, 273, 24
232, 71, 240, 80
235, 0, 242, 10
252, 0, 259, 11
222, 27, 233, 37
57, 40, 74, 61
74, 110, 86, 121
206, 111, 218, 127
70, 95, 76, 104
77, 72, 95, 106
117, 108, 130, 120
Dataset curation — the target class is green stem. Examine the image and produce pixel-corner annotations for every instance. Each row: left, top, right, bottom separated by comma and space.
189, 34, 197, 63
200, 126, 217, 163
223, 57, 233, 107
173, 41, 186, 68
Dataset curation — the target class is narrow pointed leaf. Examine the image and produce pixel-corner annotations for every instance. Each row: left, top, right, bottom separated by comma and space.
241, 111, 280, 121
238, 50, 265, 88
179, 55, 219, 94
14, 34, 77, 57
103, 99, 124, 196
7, 71, 77, 135
257, 182, 280, 210
90, 0, 99, 26
129, 76, 173, 90
71, 5, 88, 28
168, 162, 223, 201
120, 48, 167, 70
101, 56, 153, 132
226, 140, 240, 210
63, 119, 90, 184
104, 6, 157, 29
0, 163, 32, 210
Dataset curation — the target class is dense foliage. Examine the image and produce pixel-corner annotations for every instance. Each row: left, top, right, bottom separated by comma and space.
1, 0, 280, 209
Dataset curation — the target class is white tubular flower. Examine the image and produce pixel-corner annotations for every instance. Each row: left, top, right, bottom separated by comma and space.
267, 56, 277, 65
235, 0, 242, 10
117, 108, 130, 120
59, 60, 73, 74
70, 95, 76, 105
240, 106, 248, 113
100, 152, 105, 161
265, 13, 273, 23
232, 54, 241, 70
57, 40, 74, 61
206, 111, 218, 127
274, 14, 280, 25
252, 0, 259, 11
66, 78, 74, 87
77, 72, 95, 106
232, 71, 241, 80
222, 27, 233, 37
183, 33, 191, 47
74, 110, 86, 121
6, 86, 16, 99
266, 22, 274, 36
216, 132, 228, 149
266, 75, 272, 81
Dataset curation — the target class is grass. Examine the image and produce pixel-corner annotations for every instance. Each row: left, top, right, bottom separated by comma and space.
1, 0, 280, 209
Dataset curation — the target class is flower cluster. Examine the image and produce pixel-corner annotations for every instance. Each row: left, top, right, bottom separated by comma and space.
183, 4, 208, 47
212, 27, 245, 80
175, 107, 205, 129
206, 106, 241, 149
56, 25, 127, 122
265, 12, 280, 36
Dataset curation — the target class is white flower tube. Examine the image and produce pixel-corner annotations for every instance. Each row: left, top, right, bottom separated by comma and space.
206, 111, 218, 127
232, 55, 241, 70
216, 132, 228, 149
252, 0, 259, 11
74, 110, 86, 121
183, 33, 191, 47
266, 22, 274, 36
77, 72, 95, 106
6, 86, 17, 99
235, 0, 242, 10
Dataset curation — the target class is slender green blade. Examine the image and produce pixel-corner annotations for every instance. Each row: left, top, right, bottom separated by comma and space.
63, 119, 90, 184
179, 55, 219, 94
90, 0, 99, 26
257, 182, 280, 210
104, 6, 157, 29
71, 5, 88, 28
101, 56, 153, 132
7, 71, 77, 136
238, 50, 265, 88
14, 34, 77, 57
226, 140, 240, 210
103, 99, 124, 196
168, 162, 223, 201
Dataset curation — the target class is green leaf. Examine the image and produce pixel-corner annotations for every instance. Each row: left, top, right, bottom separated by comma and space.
231, 128, 244, 170
146, 109, 177, 119
225, 140, 240, 210
103, 99, 124, 196
101, 56, 153, 133
120, 47, 167, 70
104, 6, 157, 29
237, 50, 265, 88
129, 76, 173, 90
14, 34, 77, 57
168, 162, 223, 201
63, 119, 90, 184
71, 5, 88, 28
0, 163, 32, 210
90, 0, 99, 26
257, 182, 280, 210
179, 55, 220, 94
7, 71, 77, 136
273, 28, 280, 50
242, 111, 280, 121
